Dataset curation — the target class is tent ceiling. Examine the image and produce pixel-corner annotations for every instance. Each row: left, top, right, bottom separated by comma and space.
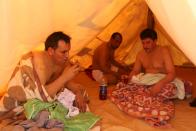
0, 0, 195, 92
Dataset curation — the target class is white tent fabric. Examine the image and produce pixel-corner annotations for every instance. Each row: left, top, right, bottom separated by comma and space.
146, 0, 196, 66
0, 0, 195, 94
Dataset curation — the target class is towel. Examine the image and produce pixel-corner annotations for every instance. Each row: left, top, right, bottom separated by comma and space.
131, 73, 185, 99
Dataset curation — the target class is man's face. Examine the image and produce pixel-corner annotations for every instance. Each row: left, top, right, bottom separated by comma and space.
110, 37, 122, 50
52, 40, 71, 65
141, 38, 156, 53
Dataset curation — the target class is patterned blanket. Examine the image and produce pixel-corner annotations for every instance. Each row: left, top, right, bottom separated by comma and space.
0, 52, 51, 118
109, 79, 191, 127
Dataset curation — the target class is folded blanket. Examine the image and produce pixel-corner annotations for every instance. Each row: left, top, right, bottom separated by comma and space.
131, 73, 185, 99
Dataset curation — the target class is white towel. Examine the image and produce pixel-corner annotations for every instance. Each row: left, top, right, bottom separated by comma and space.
131, 73, 185, 99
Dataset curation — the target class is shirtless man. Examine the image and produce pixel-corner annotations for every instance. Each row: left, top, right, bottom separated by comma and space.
0, 32, 87, 118
33, 32, 87, 112
128, 28, 175, 96
92, 32, 130, 84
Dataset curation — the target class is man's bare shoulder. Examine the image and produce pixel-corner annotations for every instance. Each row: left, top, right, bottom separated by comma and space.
94, 42, 108, 54
33, 51, 54, 69
33, 51, 48, 63
32, 51, 54, 84
32, 50, 44, 57
96, 42, 107, 50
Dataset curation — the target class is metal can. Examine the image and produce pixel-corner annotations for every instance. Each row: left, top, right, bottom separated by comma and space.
99, 84, 107, 100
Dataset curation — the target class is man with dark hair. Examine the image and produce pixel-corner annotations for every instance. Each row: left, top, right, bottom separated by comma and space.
0, 31, 89, 118
91, 32, 130, 84
128, 28, 175, 95
36, 31, 87, 110
45, 31, 71, 50
140, 28, 157, 40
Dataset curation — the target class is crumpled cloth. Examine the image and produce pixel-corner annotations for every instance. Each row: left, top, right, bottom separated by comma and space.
57, 88, 79, 117
24, 99, 100, 131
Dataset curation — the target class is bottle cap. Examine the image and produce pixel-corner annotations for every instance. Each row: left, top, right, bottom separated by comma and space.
100, 77, 107, 86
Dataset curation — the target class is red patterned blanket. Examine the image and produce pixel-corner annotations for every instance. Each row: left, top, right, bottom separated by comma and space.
109, 82, 178, 127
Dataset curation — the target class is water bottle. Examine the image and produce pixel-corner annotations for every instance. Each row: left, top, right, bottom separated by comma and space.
99, 78, 107, 100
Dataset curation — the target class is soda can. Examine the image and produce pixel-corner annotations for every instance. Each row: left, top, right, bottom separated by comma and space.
99, 84, 107, 100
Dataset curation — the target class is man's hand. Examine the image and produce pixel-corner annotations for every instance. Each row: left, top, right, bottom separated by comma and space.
149, 82, 163, 96
66, 82, 89, 112
74, 91, 88, 112
62, 64, 80, 82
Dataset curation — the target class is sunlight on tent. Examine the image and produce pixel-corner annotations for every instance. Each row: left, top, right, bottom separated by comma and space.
187, 0, 196, 18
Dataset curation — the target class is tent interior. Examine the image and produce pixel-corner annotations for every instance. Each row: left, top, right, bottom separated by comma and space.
0, 0, 196, 130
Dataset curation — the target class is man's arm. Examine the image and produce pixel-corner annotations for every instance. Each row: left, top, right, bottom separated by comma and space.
111, 58, 130, 71
98, 47, 116, 74
45, 65, 80, 98
66, 81, 87, 112
160, 47, 175, 82
150, 47, 175, 95
66, 80, 84, 94
111, 57, 123, 68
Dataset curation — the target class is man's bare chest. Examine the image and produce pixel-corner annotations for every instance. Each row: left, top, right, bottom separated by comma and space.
142, 55, 164, 70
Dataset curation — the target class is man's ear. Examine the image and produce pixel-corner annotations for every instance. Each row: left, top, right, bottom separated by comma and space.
47, 47, 54, 56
